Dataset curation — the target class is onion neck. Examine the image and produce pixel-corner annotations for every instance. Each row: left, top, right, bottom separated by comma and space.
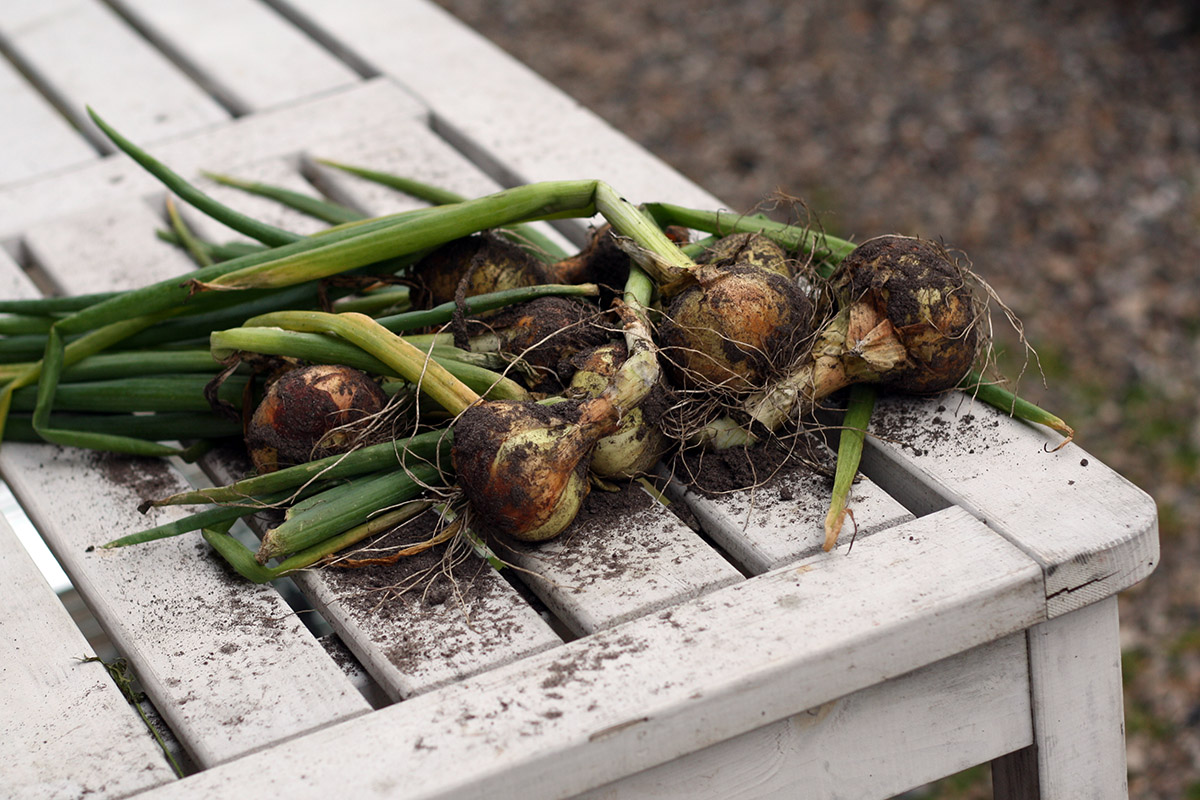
743, 301, 908, 431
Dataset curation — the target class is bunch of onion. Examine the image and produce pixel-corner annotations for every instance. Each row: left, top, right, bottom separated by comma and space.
451, 265, 662, 542
645, 202, 1073, 437
67, 131, 691, 563
644, 202, 1075, 549
2, 109, 651, 458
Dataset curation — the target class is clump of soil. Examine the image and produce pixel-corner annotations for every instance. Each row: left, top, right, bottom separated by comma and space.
669, 434, 830, 496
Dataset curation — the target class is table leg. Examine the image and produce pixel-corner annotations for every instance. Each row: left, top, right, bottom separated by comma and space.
992, 595, 1128, 799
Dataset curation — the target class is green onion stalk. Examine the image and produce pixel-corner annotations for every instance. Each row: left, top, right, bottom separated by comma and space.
0, 113, 666, 457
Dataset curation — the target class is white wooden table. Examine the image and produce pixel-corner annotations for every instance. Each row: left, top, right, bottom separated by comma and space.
0, 2, 1159, 798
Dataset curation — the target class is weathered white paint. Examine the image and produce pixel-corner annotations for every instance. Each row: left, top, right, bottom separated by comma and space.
0, 55, 95, 185
992, 596, 1128, 799
0, 514, 178, 799
201, 437, 564, 703
105, 0, 360, 115
302, 125, 576, 253
0, 0, 228, 148
19, 199, 196, 292
0, 440, 373, 768
864, 394, 1158, 616
574, 632, 1033, 799
131, 508, 1047, 800
180, 157, 335, 244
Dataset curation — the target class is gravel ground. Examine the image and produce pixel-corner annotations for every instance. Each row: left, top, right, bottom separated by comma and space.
433, 1, 1200, 795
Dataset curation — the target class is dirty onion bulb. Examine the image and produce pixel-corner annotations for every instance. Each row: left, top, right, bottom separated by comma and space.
454, 299, 661, 541
657, 233, 815, 393
245, 364, 389, 473
744, 234, 984, 433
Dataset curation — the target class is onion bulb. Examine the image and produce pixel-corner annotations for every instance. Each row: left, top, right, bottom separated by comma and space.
452, 398, 617, 541
566, 343, 666, 479
245, 364, 388, 473
658, 264, 815, 392
745, 235, 983, 431
409, 231, 546, 309
454, 290, 661, 541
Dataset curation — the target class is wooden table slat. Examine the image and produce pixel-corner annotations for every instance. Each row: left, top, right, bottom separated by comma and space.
134, 507, 1046, 800
503, 482, 745, 636
0, 0, 229, 150
301, 129, 579, 253
200, 441, 565, 704
0, 55, 96, 185
0, 514, 178, 799
104, 0, 360, 115
273, 0, 723, 209
20, 199, 196, 293
657, 449, 916, 574
574, 632, 1033, 799
864, 393, 1159, 616
0, 78, 427, 239
181, 158, 342, 244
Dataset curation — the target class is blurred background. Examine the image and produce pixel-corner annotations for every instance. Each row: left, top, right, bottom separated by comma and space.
430, 0, 1199, 796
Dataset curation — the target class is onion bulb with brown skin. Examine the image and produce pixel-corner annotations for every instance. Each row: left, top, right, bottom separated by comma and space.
245, 364, 388, 474
658, 264, 816, 393
408, 231, 547, 309
452, 398, 615, 541
744, 234, 984, 433
454, 292, 661, 542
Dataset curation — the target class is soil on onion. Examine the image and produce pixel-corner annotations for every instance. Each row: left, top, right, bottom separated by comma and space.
451, 399, 589, 536
409, 232, 545, 309
476, 295, 613, 385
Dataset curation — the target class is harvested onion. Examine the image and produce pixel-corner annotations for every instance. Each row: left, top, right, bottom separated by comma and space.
566, 342, 666, 479
245, 363, 388, 473
745, 235, 983, 432
452, 398, 613, 541
659, 264, 815, 392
